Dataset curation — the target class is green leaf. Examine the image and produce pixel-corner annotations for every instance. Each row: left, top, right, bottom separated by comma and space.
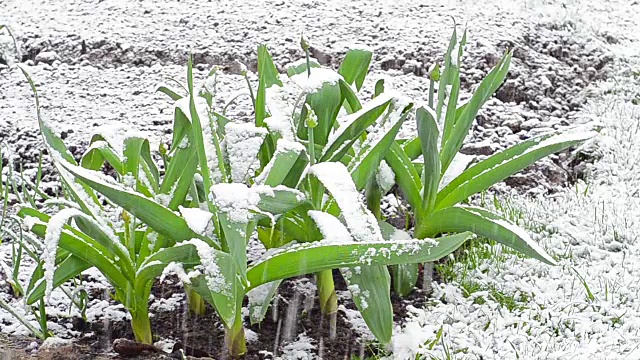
440, 51, 512, 174
25, 222, 129, 304
58, 161, 204, 246
421, 206, 556, 265
338, 48, 373, 91
350, 104, 412, 190
384, 142, 422, 213
415, 107, 441, 215
436, 132, 593, 210
187, 56, 215, 211
343, 265, 392, 343
380, 221, 418, 296
246, 232, 472, 289
287, 60, 321, 77
80, 138, 124, 173
257, 139, 308, 188
295, 71, 344, 145
247, 281, 281, 325
401, 137, 421, 161
257, 45, 283, 89
339, 79, 363, 114
157, 85, 183, 101
19, 67, 76, 165
321, 94, 393, 162
436, 29, 458, 120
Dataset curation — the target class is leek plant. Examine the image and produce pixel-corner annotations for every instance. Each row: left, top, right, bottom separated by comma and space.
244, 43, 416, 343
385, 28, 593, 295
17, 53, 475, 358
8, 27, 584, 357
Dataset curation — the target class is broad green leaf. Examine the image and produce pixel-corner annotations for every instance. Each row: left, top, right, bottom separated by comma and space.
440, 51, 512, 174
416, 107, 441, 215
350, 104, 412, 190
343, 265, 392, 343
255, 186, 307, 216
80, 139, 123, 173
26, 255, 90, 305
435, 132, 593, 210
421, 206, 556, 265
256, 139, 308, 188
257, 45, 283, 89
25, 223, 129, 303
58, 161, 204, 246
321, 94, 393, 163
294, 69, 344, 145
380, 221, 418, 297
385, 142, 422, 213
339, 79, 363, 114
246, 232, 472, 288
338, 48, 373, 91
401, 137, 421, 161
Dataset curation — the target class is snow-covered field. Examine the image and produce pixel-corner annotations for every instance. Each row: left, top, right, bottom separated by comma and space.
1, 0, 639, 359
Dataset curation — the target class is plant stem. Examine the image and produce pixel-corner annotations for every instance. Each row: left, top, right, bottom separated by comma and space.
225, 306, 247, 358
428, 78, 435, 109
244, 74, 256, 110
131, 308, 152, 344
316, 270, 337, 338
38, 299, 49, 338
186, 287, 206, 316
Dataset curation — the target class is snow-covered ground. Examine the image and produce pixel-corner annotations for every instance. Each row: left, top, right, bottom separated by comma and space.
1, 0, 639, 359
391, 2, 640, 359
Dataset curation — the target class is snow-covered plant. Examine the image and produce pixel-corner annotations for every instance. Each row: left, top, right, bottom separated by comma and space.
242, 44, 426, 344
16, 56, 474, 358
385, 28, 594, 295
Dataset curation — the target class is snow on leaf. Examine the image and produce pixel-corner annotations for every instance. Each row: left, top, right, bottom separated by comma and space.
309, 162, 383, 242
211, 183, 261, 224
308, 210, 352, 243
290, 67, 343, 94
224, 122, 268, 183
184, 239, 231, 296
178, 206, 213, 236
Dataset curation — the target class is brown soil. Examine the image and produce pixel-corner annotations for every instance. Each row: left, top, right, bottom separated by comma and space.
1, 269, 435, 359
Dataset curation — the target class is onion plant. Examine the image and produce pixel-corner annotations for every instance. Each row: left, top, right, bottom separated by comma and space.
385, 28, 594, 295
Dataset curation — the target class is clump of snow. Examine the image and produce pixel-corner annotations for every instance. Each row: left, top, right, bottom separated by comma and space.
376, 160, 395, 193
224, 122, 268, 183
290, 68, 343, 94
307, 210, 351, 243
40, 336, 72, 350
178, 206, 213, 236
211, 183, 261, 224
309, 162, 382, 243
184, 239, 230, 296
265, 83, 297, 141
278, 333, 316, 360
